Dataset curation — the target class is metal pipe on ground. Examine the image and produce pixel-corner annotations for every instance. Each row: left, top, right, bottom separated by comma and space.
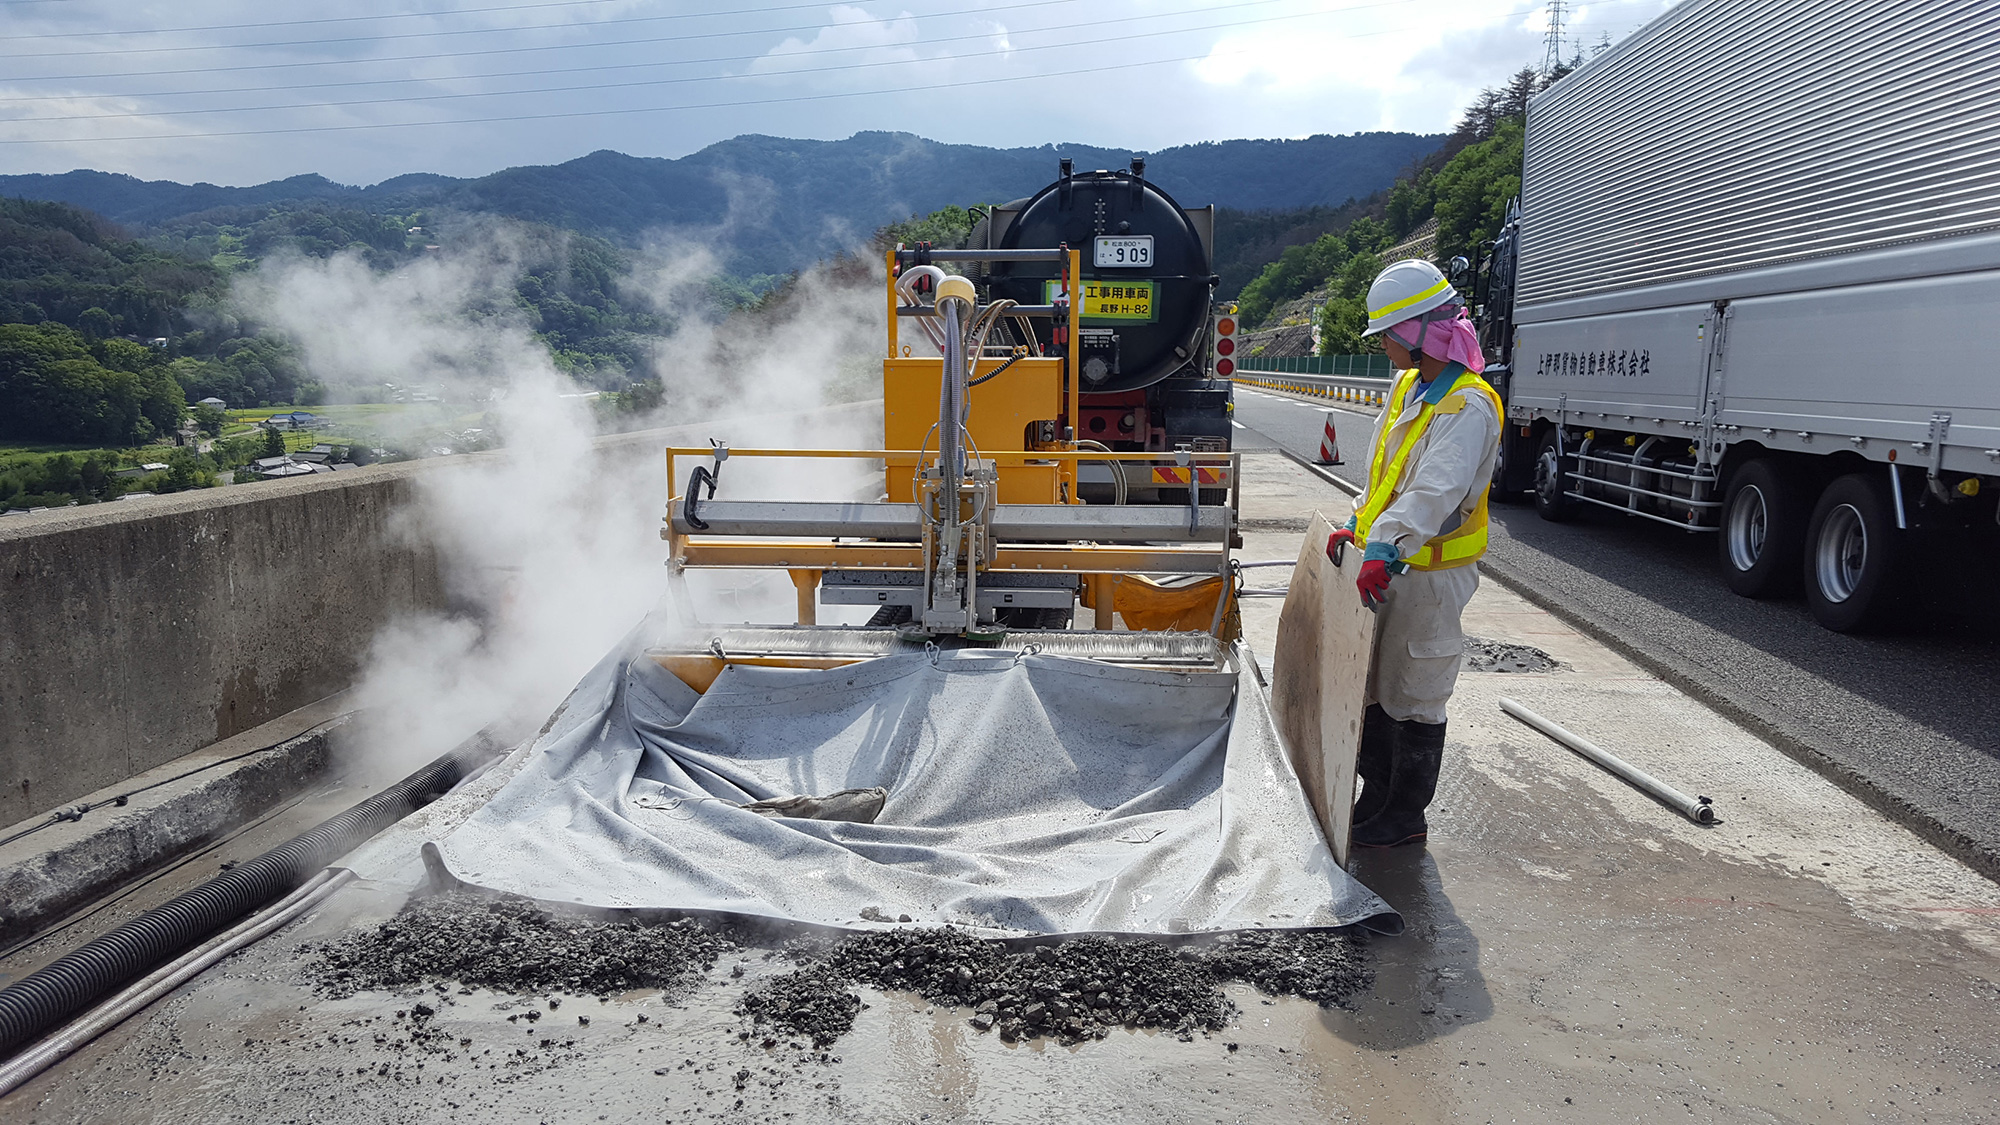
0, 733, 507, 1060
1499, 697, 1717, 824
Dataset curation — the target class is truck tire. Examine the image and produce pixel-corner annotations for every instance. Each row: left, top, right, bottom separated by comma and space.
1717, 459, 1807, 598
1803, 473, 1904, 633
1533, 429, 1577, 522
1491, 426, 1535, 501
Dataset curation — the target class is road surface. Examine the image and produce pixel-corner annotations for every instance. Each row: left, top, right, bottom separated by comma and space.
1231, 383, 2000, 878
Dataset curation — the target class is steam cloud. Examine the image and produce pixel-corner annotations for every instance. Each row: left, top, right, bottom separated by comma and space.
237, 223, 887, 775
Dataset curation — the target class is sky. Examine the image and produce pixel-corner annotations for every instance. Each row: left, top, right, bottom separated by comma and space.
0, 0, 1681, 187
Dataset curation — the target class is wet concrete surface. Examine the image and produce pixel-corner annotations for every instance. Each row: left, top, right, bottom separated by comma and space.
6, 451, 2000, 1123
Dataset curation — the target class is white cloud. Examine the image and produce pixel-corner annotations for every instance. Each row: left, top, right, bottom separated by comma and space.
0, 0, 1679, 185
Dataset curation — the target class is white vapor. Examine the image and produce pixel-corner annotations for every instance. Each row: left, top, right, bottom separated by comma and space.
236, 222, 888, 775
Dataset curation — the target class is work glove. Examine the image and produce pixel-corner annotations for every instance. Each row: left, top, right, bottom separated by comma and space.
1356, 559, 1393, 607
1326, 528, 1357, 565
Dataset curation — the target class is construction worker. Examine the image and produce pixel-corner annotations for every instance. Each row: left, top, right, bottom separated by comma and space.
1325, 259, 1501, 848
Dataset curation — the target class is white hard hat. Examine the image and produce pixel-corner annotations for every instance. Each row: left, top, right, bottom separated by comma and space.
1361, 258, 1459, 337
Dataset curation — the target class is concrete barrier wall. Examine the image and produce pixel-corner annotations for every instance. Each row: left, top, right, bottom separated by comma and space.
0, 403, 882, 829
0, 463, 448, 826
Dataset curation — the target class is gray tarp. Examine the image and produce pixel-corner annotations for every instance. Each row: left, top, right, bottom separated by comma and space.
433, 640, 1401, 936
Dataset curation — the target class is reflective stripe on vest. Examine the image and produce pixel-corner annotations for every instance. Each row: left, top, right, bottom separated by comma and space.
1354, 368, 1503, 571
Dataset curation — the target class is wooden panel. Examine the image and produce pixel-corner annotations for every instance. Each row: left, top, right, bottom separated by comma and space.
1271, 511, 1376, 866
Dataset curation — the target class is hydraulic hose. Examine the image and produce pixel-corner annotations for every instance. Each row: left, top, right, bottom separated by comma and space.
0, 734, 506, 1061
1075, 440, 1129, 506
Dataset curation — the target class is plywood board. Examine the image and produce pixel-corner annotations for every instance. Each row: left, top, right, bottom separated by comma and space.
1270, 511, 1376, 866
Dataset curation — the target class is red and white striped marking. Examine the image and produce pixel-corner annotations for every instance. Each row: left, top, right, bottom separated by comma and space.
1317, 409, 1343, 465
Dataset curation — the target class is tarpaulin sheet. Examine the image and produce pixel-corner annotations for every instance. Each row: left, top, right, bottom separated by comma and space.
432, 641, 1401, 936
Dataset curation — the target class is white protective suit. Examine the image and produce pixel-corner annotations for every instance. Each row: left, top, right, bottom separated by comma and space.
1356, 371, 1501, 724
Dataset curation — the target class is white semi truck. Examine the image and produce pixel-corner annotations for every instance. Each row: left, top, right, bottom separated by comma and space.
1477, 0, 2000, 632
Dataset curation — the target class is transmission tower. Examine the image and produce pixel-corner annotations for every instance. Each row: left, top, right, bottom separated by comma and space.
1541, 0, 1568, 77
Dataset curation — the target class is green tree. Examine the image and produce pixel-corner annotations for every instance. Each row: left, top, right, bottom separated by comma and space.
261, 425, 286, 458
1432, 118, 1525, 263
1334, 252, 1383, 302
876, 204, 977, 251
193, 403, 226, 437
1385, 179, 1434, 238
1316, 298, 1375, 357
160, 447, 214, 491
75, 307, 116, 340
0, 323, 185, 445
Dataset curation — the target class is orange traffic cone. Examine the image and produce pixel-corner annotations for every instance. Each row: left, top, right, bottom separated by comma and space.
1317, 409, 1343, 465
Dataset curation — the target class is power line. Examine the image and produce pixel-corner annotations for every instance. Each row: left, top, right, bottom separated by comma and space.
3, 0, 635, 40
0, 0, 1074, 59
2, 7, 1363, 125
0, 0, 1080, 74
0, 0, 1331, 101
0, 0, 1613, 148
0, 0, 1402, 114
0, 48, 1270, 146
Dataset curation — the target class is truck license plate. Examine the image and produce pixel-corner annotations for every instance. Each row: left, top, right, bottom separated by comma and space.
1093, 236, 1154, 268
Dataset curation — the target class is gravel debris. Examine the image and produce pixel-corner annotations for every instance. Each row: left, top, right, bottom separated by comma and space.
746, 926, 1368, 1047
735, 964, 864, 1047
304, 892, 730, 999
1465, 636, 1563, 674
1202, 929, 1370, 1008
301, 893, 1368, 1057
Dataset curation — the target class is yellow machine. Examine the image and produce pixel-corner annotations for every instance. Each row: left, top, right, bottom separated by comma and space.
652, 247, 1245, 691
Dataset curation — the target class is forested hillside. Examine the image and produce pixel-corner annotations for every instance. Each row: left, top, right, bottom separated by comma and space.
1, 130, 1440, 278
2, 125, 1449, 506
0, 198, 681, 448
1232, 68, 1554, 351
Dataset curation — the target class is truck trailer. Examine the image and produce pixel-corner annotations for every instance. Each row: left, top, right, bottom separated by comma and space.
1480, 0, 2000, 632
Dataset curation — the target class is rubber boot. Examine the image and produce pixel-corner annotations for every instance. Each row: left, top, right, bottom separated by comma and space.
1352, 718, 1446, 848
1350, 704, 1398, 827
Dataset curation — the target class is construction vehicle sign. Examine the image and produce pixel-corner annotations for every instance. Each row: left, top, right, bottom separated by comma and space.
1048, 279, 1156, 321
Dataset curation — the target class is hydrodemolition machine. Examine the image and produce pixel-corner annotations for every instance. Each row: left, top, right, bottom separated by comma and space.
0, 170, 1395, 1087
642, 163, 1389, 908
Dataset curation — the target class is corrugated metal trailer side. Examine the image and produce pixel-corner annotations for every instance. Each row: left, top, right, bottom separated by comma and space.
1491, 0, 2000, 632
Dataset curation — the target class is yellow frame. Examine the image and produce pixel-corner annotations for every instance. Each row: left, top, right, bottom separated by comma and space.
662, 251, 1235, 630
884, 248, 1085, 500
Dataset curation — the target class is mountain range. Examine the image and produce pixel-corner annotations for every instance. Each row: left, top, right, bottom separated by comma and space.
0, 130, 1442, 276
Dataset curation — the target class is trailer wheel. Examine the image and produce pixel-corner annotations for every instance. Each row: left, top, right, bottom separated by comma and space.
1491, 426, 1536, 501
1533, 429, 1577, 522
1803, 473, 1904, 633
1717, 459, 1806, 598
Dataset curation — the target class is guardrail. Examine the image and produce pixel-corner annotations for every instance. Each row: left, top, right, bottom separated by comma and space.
1229, 369, 1395, 409
1237, 354, 1397, 377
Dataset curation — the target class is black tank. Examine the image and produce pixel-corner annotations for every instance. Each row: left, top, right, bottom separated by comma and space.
980, 164, 1215, 394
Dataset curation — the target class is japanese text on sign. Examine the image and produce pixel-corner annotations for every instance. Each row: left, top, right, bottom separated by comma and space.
1536, 349, 1651, 378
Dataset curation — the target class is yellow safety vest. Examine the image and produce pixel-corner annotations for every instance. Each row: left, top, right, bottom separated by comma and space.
1354, 367, 1503, 571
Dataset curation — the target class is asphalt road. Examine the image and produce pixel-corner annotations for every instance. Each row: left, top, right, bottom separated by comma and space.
1232, 385, 2000, 880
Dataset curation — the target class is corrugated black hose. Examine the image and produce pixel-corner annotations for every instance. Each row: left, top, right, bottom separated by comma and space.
0, 734, 506, 1060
